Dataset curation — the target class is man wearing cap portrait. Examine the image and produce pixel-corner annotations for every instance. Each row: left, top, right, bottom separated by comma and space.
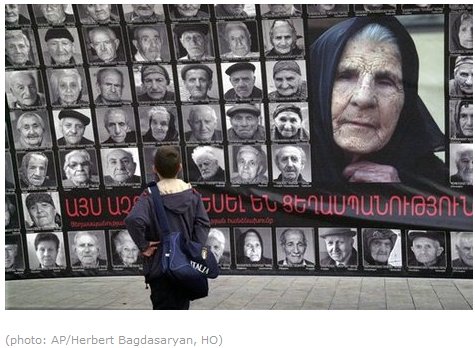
224, 62, 262, 101
57, 109, 94, 146
5, 30, 34, 67
449, 56, 473, 97
174, 23, 213, 61
320, 228, 358, 267
138, 65, 175, 102
408, 230, 446, 268
43, 28, 80, 66
227, 104, 266, 141
362, 228, 398, 266
181, 64, 217, 102
268, 60, 307, 100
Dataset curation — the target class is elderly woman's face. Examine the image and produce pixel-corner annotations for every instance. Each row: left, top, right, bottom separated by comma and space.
275, 111, 302, 138
271, 22, 295, 54
237, 150, 259, 181
29, 201, 56, 228
58, 75, 81, 105
332, 38, 404, 155
206, 236, 224, 261
244, 232, 262, 262
117, 235, 139, 266
150, 112, 170, 141
41, 4, 66, 24
458, 17, 473, 49
227, 28, 250, 56
454, 63, 473, 95
6, 35, 30, 65
5, 4, 20, 23
459, 104, 473, 137
65, 153, 91, 186
176, 4, 200, 17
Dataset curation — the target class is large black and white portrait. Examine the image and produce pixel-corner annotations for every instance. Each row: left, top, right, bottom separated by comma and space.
38, 27, 83, 66
449, 11, 473, 52
5, 234, 25, 272
406, 230, 447, 269
26, 232, 66, 271
186, 145, 226, 184
172, 23, 215, 62
78, 4, 120, 24
182, 104, 223, 143
5, 4, 31, 27
110, 230, 142, 268
59, 148, 100, 189
22, 191, 62, 231
234, 227, 273, 268
262, 19, 305, 58
221, 61, 263, 101
205, 228, 231, 268
178, 63, 219, 102
269, 102, 310, 142
449, 55, 472, 98
17, 151, 58, 190
133, 64, 176, 103
123, 4, 165, 23
6, 70, 46, 110
5, 152, 16, 191
307, 4, 349, 16
265, 60, 308, 100
450, 143, 473, 185
127, 24, 171, 63
68, 230, 108, 269
225, 103, 266, 142
96, 106, 137, 145
32, 4, 75, 26
271, 143, 311, 185
318, 228, 359, 268
450, 100, 472, 140
168, 4, 210, 21
100, 147, 142, 187
47, 68, 90, 107
11, 110, 53, 150
214, 4, 256, 19
229, 144, 268, 185
260, 4, 302, 17
276, 227, 315, 269
450, 231, 473, 270
362, 228, 402, 269
89, 66, 133, 105
142, 145, 183, 183
139, 105, 180, 144
83, 26, 126, 65
217, 21, 260, 60
53, 109, 95, 147
5, 194, 20, 231
5, 29, 39, 68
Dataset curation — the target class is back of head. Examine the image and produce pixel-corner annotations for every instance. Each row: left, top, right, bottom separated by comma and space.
154, 146, 181, 178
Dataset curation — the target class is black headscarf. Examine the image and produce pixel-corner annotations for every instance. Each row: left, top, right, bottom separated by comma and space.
454, 100, 473, 138
142, 110, 179, 143
309, 16, 445, 185
451, 12, 472, 50
236, 229, 265, 264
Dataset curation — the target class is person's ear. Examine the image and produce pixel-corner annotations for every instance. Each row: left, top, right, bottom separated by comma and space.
114, 38, 120, 48
436, 246, 444, 257
132, 39, 139, 51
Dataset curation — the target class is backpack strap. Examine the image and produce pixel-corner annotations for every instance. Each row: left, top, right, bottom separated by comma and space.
148, 181, 171, 236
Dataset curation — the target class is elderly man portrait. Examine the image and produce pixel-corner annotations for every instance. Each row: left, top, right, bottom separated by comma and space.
450, 145, 473, 185
231, 145, 268, 184
100, 108, 137, 144
50, 69, 88, 106
278, 228, 313, 267
174, 23, 214, 61
111, 230, 141, 267
125, 5, 164, 23
131, 25, 166, 62
268, 60, 307, 100
71, 231, 107, 268
452, 232, 473, 268
224, 62, 262, 101
142, 106, 179, 143
34, 4, 75, 26
185, 105, 223, 143
56, 109, 94, 146
180, 64, 218, 102
451, 100, 473, 139
408, 231, 446, 268
190, 146, 225, 182
93, 67, 131, 104
62, 149, 99, 188
103, 148, 141, 185
31, 233, 62, 270
19, 152, 56, 188
311, 16, 447, 185
5, 4, 31, 26
362, 228, 399, 267
449, 56, 473, 97
307, 4, 349, 15
137, 65, 175, 102
25, 192, 62, 229
450, 11, 473, 51
80, 4, 119, 24
220, 22, 259, 59
86, 27, 124, 64
215, 4, 249, 18
7, 71, 46, 109
261, 4, 302, 17
206, 229, 231, 264
273, 145, 309, 184
271, 103, 309, 141
5, 30, 35, 67
319, 228, 358, 267
265, 19, 304, 57
14, 112, 51, 149
5, 236, 23, 271
226, 104, 265, 141
5, 196, 19, 230
169, 4, 209, 20
42, 28, 81, 66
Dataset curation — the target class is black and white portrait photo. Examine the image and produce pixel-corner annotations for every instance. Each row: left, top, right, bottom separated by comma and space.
77, 4, 119, 25
110, 230, 142, 268
260, 4, 302, 17
53, 109, 95, 147
217, 21, 260, 60
318, 228, 359, 268
89, 66, 133, 105
406, 230, 447, 269
5, 4, 31, 27
127, 24, 171, 63
229, 144, 268, 185
206, 228, 232, 268
362, 228, 402, 269
95, 106, 137, 145
22, 191, 62, 231
450, 143, 473, 185
234, 227, 273, 268
168, 4, 209, 21
450, 100, 472, 140
449, 56, 472, 98
11, 110, 53, 150
214, 4, 255, 19
221, 61, 263, 101
5, 152, 16, 191
38, 27, 83, 66
47, 68, 90, 107
186, 145, 226, 184
307, 4, 349, 16
5, 29, 39, 68
142, 145, 183, 183
68, 230, 108, 270
83, 26, 126, 65
271, 144, 311, 185
225, 103, 266, 142
5, 234, 25, 272
269, 102, 310, 142
133, 64, 176, 103
182, 104, 223, 143
265, 60, 308, 100
6, 70, 46, 110
26, 232, 66, 271
450, 231, 473, 270
276, 227, 315, 269
17, 151, 58, 190
138, 105, 180, 144
32, 4, 75, 26
123, 4, 165, 23
100, 147, 142, 187
449, 11, 473, 52
178, 63, 219, 102
172, 23, 215, 62
59, 149, 100, 189
262, 19, 305, 58
5, 194, 20, 231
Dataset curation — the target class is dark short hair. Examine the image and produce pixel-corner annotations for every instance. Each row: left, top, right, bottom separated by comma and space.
154, 146, 181, 178
34, 232, 60, 250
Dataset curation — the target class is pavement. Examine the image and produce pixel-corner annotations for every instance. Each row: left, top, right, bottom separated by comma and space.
5, 275, 473, 310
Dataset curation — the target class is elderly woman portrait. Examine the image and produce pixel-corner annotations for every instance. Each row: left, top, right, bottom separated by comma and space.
219, 22, 260, 59
235, 228, 272, 265
450, 144, 473, 185
111, 230, 141, 267
5, 4, 31, 26
451, 100, 473, 139
265, 19, 304, 57
271, 103, 309, 141
14, 111, 52, 149
5, 30, 35, 67
450, 12, 473, 51
49, 69, 88, 106
190, 146, 225, 183
5, 235, 24, 271
62, 149, 99, 188
19, 151, 56, 188
362, 228, 400, 267
310, 16, 446, 184
231, 145, 268, 184
142, 106, 179, 143
206, 228, 231, 265
24, 192, 62, 230
5, 195, 19, 230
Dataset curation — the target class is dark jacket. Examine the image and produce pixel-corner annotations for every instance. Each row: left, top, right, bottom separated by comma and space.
320, 248, 358, 267
274, 173, 308, 184
137, 90, 175, 102
102, 131, 137, 144
185, 130, 223, 143
196, 166, 225, 183
224, 86, 262, 101
142, 128, 179, 143
214, 5, 248, 17
57, 137, 94, 146
265, 47, 304, 57
452, 258, 471, 268
104, 175, 141, 185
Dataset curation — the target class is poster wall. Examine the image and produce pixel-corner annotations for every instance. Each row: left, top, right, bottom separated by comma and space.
4, 4, 473, 279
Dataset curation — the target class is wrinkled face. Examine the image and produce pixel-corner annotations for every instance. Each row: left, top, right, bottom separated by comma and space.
135, 28, 161, 61
196, 156, 219, 179
274, 70, 302, 97
274, 111, 302, 138
58, 75, 81, 105
36, 240, 58, 268
277, 147, 304, 181
206, 236, 224, 262
454, 64, 473, 95
6, 36, 30, 65
456, 150, 473, 183
132, 4, 155, 17
18, 115, 44, 147
29, 201, 56, 228
230, 113, 260, 139
271, 22, 295, 54
180, 31, 206, 58
90, 30, 119, 63
150, 112, 170, 141
5, 4, 19, 23
459, 104, 473, 136
105, 111, 130, 143
40, 4, 66, 24
237, 150, 259, 182
458, 19, 473, 49
64, 153, 91, 186
86, 4, 111, 22
25, 155, 47, 186
332, 38, 404, 155
411, 237, 443, 265
184, 69, 211, 100
98, 71, 123, 102
176, 4, 200, 17
47, 38, 74, 65
324, 235, 353, 263
75, 234, 99, 267
117, 235, 139, 266
106, 150, 136, 183
319, 4, 336, 11
223, 4, 244, 15
269, 4, 293, 14
10, 74, 38, 107
456, 235, 473, 266
230, 70, 255, 97
5, 245, 18, 268
189, 109, 217, 141
369, 238, 393, 263
143, 72, 168, 100
61, 117, 86, 145
227, 28, 250, 56
244, 232, 262, 262
283, 230, 306, 265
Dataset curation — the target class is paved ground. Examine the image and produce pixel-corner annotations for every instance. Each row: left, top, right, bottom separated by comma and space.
5, 275, 472, 310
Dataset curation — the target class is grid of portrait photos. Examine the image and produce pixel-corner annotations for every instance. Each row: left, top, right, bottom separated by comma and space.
5, 4, 472, 278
